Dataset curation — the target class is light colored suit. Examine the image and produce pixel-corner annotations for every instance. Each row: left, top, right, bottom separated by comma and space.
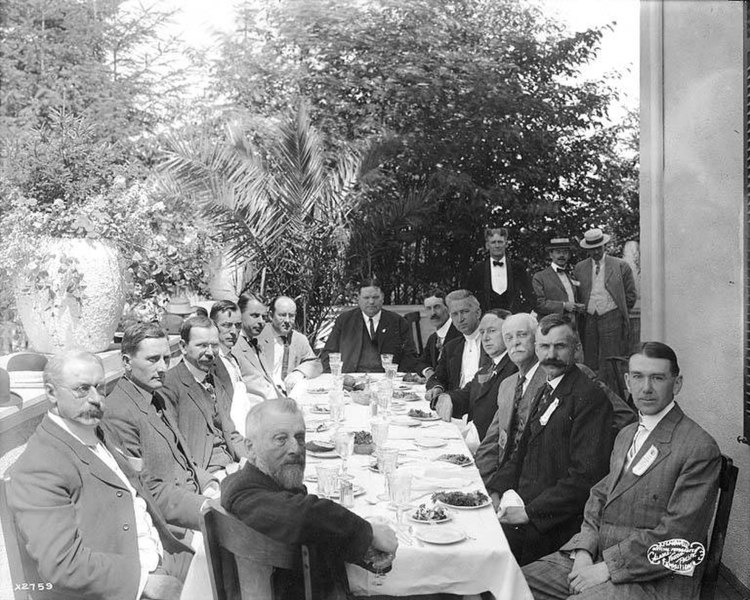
523, 403, 721, 600
477, 363, 547, 482
532, 265, 579, 317
232, 332, 280, 400
257, 324, 322, 380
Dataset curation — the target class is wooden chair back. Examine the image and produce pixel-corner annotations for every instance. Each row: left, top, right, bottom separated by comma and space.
403, 311, 424, 356
0, 477, 38, 600
603, 356, 634, 410
200, 502, 311, 600
700, 454, 738, 600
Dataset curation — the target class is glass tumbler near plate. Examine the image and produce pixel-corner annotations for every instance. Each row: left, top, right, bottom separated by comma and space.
388, 470, 413, 528
376, 380, 393, 416
316, 465, 338, 499
376, 447, 399, 501
370, 417, 389, 451
334, 430, 355, 480
330, 362, 343, 377
380, 353, 394, 369
329, 389, 345, 424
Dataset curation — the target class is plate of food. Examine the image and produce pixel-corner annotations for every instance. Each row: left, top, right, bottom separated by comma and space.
310, 404, 331, 414
402, 373, 427, 385
435, 453, 474, 467
391, 416, 422, 428
409, 503, 452, 524
414, 436, 447, 448
307, 387, 330, 395
325, 484, 367, 499
408, 408, 441, 421
353, 431, 375, 455
432, 490, 491, 510
413, 526, 466, 545
306, 421, 332, 433
305, 440, 338, 458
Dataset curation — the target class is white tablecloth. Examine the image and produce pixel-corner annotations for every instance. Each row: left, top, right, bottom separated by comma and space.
291, 375, 532, 600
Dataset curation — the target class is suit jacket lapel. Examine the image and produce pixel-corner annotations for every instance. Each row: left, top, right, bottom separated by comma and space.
547, 267, 567, 294
527, 368, 577, 442
606, 406, 682, 505
177, 363, 214, 429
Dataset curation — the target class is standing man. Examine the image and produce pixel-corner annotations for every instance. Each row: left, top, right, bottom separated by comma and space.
434, 309, 517, 440
210, 300, 262, 436
258, 295, 322, 393
476, 313, 547, 486
162, 316, 246, 477
489, 314, 614, 566
103, 323, 218, 534
425, 290, 487, 403
573, 228, 637, 373
232, 292, 280, 400
320, 279, 424, 373
532, 237, 585, 319
465, 227, 534, 313
8, 351, 193, 600
523, 342, 721, 600
420, 288, 460, 373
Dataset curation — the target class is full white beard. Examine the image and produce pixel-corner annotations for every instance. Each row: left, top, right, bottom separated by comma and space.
254, 455, 305, 490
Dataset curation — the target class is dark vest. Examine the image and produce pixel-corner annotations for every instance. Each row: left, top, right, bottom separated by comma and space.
356, 321, 383, 372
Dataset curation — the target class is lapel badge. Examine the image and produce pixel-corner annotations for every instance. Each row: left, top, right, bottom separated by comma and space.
632, 444, 658, 476
539, 397, 559, 426
498, 429, 508, 449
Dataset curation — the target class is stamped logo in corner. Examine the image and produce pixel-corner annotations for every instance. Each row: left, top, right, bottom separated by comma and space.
647, 538, 705, 576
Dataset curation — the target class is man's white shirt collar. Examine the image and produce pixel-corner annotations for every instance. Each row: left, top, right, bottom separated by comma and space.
435, 319, 452, 340
184, 358, 209, 383
464, 327, 481, 343
523, 360, 541, 383
546, 372, 565, 390
638, 401, 675, 432
492, 350, 508, 365
362, 311, 382, 330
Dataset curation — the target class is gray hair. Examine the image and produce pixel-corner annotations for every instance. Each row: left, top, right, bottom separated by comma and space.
445, 289, 480, 312
245, 398, 303, 441
44, 351, 103, 387
502, 313, 538, 337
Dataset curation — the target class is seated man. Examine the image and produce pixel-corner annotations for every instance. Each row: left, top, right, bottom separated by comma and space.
162, 316, 247, 476
103, 323, 219, 535
7, 351, 193, 600
420, 288, 460, 374
434, 309, 517, 440
321, 278, 424, 373
523, 342, 721, 600
221, 398, 398, 599
259, 295, 323, 393
425, 289, 490, 403
489, 314, 614, 566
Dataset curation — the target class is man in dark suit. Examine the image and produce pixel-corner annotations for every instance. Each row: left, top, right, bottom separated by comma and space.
8, 351, 193, 600
532, 237, 585, 319
573, 228, 637, 374
435, 309, 517, 440
489, 314, 614, 566
102, 323, 219, 534
222, 398, 398, 600
162, 316, 247, 477
320, 279, 424, 373
523, 342, 721, 600
420, 288, 460, 374
465, 227, 534, 313
425, 290, 488, 403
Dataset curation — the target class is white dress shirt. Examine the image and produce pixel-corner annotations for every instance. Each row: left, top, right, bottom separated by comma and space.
587, 254, 618, 315
626, 401, 676, 467
552, 264, 575, 303
521, 360, 541, 395
460, 328, 482, 387
435, 319, 452, 346
361, 311, 382, 339
490, 257, 508, 295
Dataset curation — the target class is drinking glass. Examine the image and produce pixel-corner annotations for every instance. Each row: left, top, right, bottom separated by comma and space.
370, 417, 389, 450
334, 430, 355, 480
380, 353, 394, 369
376, 380, 393, 416
389, 470, 413, 528
384, 364, 398, 382
330, 362, 343, 377
329, 389, 345, 424
376, 447, 399, 500
316, 465, 338, 498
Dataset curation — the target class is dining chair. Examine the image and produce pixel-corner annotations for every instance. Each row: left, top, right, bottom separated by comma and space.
0, 477, 39, 600
403, 311, 424, 356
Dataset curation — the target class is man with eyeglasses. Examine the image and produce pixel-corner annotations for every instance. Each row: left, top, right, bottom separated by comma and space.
523, 342, 721, 600
7, 351, 194, 599
103, 322, 219, 535
162, 316, 246, 479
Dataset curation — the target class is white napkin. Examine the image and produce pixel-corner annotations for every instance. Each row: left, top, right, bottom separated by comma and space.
455, 420, 480, 454
409, 465, 473, 492
497, 489, 525, 517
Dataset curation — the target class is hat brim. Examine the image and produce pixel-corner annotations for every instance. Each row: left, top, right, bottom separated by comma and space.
579, 234, 611, 249
0, 391, 23, 407
546, 244, 573, 250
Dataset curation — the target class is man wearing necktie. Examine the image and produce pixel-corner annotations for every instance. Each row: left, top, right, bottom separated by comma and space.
488, 314, 614, 566
573, 227, 637, 374
419, 288, 461, 374
532, 237, 585, 321
523, 342, 721, 600
8, 351, 195, 599
321, 279, 425, 373
465, 227, 535, 313
256, 295, 322, 394
162, 316, 246, 477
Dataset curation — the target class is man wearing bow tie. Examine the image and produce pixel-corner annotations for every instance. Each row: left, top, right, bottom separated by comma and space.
465, 227, 534, 313
533, 237, 585, 319
523, 342, 720, 600
488, 314, 614, 566
573, 227, 637, 374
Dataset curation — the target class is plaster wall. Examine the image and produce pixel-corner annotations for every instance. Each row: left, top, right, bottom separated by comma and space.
640, 0, 749, 586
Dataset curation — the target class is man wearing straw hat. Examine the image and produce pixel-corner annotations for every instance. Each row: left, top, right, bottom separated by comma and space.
532, 237, 585, 320
573, 228, 637, 374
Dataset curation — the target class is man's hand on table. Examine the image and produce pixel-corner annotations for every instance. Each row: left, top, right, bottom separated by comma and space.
424, 386, 443, 403
284, 370, 305, 392
497, 506, 529, 525
490, 491, 501, 511
371, 520, 398, 554
435, 394, 453, 422
568, 552, 610, 594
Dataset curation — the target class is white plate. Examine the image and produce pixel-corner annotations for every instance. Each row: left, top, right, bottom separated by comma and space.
307, 450, 339, 458
325, 484, 366, 499
306, 421, 332, 433
307, 388, 330, 395
434, 493, 492, 510
409, 412, 440, 421
413, 526, 466, 544
435, 454, 474, 468
310, 405, 330, 414
408, 510, 453, 524
414, 437, 447, 448
391, 416, 422, 428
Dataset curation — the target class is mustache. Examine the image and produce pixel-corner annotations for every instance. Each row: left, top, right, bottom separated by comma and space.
541, 358, 567, 368
284, 456, 305, 466
82, 407, 104, 419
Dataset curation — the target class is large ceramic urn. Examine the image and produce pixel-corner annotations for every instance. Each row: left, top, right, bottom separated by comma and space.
15, 238, 126, 353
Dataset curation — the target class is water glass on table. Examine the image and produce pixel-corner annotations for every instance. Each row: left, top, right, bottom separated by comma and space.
334, 430, 355, 480
329, 389, 345, 424
388, 469, 413, 528
377, 447, 399, 500
376, 380, 393, 416
370, 417, 389, 451
380, 353, 394, 369
329, 352, 343, 374
316, 465, 338, 499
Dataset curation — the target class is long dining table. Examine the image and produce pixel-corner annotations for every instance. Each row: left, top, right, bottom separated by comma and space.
290, 374, 533, 600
